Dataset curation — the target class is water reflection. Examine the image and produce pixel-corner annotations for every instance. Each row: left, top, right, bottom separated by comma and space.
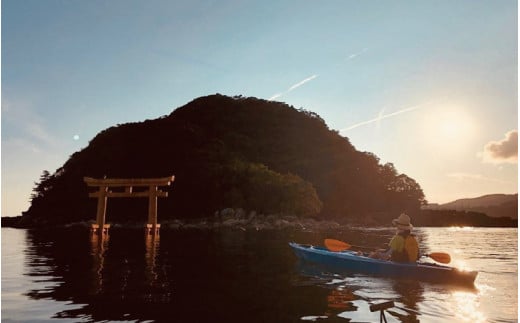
326, 288, 356, 310
295, 260, 424, 322
20, 228, 318, 322
21, 229, 173, 321
144, 232, 160, 288
9, 227, 515, 322
89, 231, 109, 295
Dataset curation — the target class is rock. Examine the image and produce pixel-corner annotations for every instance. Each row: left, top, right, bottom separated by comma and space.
165, 219, 184, 230
222, 218, 246, 227
235, 208, 246, 218
220, 208, 235, 218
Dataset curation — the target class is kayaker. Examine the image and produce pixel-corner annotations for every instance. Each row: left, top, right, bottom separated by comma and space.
369, 213, 419, 263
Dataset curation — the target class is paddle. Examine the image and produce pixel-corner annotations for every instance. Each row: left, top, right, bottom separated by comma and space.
324, 239, 372, 251
424, 252, 451, 264
324, 238, 451, 264
324, 239, 351, 252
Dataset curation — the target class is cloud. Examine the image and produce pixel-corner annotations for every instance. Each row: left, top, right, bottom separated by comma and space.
2, 98, 59, 148
479, 130, 518, 164
3, 137, 43, 154
446, 172, 514, 184
268, 74, 318, 101
340, 102, 428, 132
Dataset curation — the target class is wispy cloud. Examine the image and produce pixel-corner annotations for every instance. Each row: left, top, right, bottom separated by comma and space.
2, 98, 59, 148
268, 74, 318, 101
447, 172, 514, 184
479, 130, 518, 164
340, 102, 429, 132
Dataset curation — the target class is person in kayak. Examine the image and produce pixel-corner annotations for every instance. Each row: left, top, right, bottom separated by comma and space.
370, 213, 419, 263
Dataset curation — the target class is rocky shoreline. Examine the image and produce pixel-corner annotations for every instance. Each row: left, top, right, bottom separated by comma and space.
1, 208, 345, 231
3, 207, 517, 230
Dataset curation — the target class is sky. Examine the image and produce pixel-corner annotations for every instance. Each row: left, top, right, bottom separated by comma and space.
1, 0, 518, 216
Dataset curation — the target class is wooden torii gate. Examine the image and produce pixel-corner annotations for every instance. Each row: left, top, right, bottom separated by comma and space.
84, 175, 174, 235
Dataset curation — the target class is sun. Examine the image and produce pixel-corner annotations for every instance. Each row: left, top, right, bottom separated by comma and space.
437, 110, 472, 139
422, 106, 476, 149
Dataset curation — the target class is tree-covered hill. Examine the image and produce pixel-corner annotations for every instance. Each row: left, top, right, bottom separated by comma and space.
21, 94, 426, 226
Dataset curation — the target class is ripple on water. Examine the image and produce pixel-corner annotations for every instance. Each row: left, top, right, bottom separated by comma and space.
1, 227, 517, 322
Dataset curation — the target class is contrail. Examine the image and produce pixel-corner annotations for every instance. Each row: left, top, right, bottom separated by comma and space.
268, 74, 318, 100
268, 93, 283, 101
268, 48, 368, 101
341, 103, 429, 132
288, 75, 318, 91
346, 48, 368, 60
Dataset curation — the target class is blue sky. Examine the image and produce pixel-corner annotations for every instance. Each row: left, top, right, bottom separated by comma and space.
2, 0, 518, 216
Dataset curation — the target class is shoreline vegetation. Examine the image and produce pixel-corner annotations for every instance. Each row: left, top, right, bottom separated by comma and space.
2, 208, 517, 230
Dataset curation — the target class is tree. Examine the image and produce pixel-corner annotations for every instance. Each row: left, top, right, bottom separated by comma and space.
385, 174, 426, 211
30, 170, 52, 201
214, 159, 322, 217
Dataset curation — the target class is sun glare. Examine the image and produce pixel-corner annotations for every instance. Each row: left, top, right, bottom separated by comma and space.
439, 118, 460, 137
437, 109, 474, 139
422, 106, 476, 150
452, 291, 486, 322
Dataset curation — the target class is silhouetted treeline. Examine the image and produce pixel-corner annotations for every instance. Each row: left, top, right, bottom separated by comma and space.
338, 209, 517, 227
414, 210, 517, 227
21, 94, 426, 227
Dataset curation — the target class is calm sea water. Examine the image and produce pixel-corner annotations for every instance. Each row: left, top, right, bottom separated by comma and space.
1, 226, 517, 322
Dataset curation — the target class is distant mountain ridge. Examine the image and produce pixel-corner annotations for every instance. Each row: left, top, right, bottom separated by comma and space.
424, 194, 518, 219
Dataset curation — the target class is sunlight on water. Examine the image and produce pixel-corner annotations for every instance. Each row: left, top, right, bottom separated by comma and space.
453, 260, 474, 272
301, 315, 328, 321
452, 291, 486, 323
420, 227, 517, 323
447, 226, 475, 232
474, 282, 496, 295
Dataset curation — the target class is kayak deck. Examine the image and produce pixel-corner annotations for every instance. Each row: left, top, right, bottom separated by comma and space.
289, 242, 478, 286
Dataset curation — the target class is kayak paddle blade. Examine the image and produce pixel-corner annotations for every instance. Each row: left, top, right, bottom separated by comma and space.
325, 239, 351, 252
427, 252, 451, 264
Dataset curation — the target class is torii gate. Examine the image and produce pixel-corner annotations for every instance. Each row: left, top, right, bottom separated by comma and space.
84, 176, 174, 235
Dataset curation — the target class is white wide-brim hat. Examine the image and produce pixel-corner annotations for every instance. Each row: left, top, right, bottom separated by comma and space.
392, 213, 413, 230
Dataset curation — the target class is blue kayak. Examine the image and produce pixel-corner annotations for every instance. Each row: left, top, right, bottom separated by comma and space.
289, 242, 478, 285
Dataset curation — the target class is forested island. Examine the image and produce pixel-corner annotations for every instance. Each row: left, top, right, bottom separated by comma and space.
4, 94, 516, 228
